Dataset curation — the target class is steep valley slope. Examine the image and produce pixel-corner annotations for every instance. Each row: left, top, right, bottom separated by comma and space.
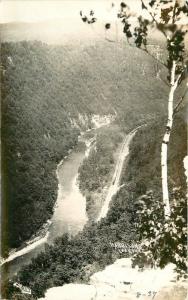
1, 40, 169, 256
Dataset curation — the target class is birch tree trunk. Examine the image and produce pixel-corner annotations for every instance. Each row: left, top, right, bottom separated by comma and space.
161, 60, 180, 218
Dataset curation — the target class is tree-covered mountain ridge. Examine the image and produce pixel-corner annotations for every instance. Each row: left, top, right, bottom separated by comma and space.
0, 19, 171, 46
1, 39, 169, 255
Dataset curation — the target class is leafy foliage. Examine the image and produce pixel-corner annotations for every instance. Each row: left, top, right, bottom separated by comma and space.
81, 1, 188, 80
134, 188, 187, 276
80, 10, 97, 24
134, 17, 149, 48
123, 112, 187, 273
119, 1, 187, 79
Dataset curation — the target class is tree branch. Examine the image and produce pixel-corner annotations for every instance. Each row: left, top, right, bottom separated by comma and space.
173, 88, 188, 116
172, 0, 178, 24
124, 37, 168, 69
105, 36, 116, 43
173, 97, 184, 115
143, 47, 168, 68
141, 0, 157, 23
140, 0, 169, 39
158, 74, 170, 87
176, 66, 187, 87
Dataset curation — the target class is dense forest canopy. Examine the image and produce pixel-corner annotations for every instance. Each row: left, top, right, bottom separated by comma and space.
3, 111, 186, 299
1, 40, 169, 255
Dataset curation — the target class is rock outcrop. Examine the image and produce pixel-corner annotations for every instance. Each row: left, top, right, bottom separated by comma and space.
39, 258, 187, 300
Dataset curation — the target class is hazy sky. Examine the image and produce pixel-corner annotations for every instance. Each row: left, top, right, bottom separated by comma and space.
0, 0, 142, 23
0, 0, 144, 44
1, 0, 186, 45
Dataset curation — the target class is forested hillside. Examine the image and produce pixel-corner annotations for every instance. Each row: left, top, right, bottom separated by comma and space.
1, 40, 168, 256
5, 110, 186, 299
78, 124, 123, 220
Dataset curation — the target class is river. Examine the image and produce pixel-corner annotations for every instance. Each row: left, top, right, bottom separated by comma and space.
2, 139, 89, 278
2, 124, 141, 280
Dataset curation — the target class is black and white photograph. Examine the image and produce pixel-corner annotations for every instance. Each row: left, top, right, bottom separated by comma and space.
0, 0, 188, 299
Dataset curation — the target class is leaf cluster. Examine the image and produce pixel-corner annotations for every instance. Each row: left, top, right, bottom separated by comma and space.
134, 188, 187, 275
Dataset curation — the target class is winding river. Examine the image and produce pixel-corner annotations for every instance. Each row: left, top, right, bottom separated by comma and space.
2, 140, 88, 278
2, 124, 142, 280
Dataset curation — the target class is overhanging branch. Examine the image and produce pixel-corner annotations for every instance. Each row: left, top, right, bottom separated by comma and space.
124, 39, 168, 69
140, 0, 169, 39
173, 88, 188, 116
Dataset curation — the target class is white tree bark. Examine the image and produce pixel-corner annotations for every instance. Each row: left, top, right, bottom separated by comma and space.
161, 61, 180, 218
183, 156, 188, 199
